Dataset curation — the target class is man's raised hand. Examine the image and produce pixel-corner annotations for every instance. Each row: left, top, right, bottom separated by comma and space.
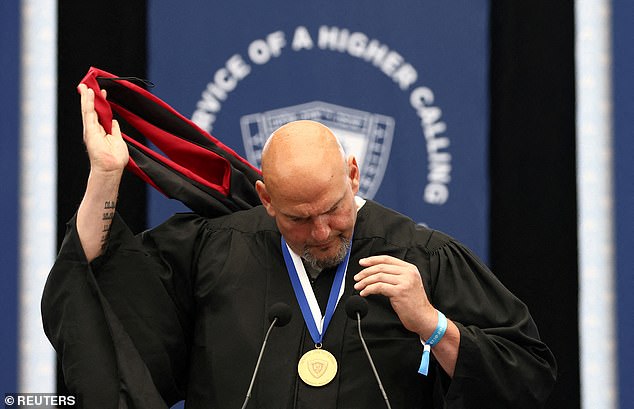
78, 83, 129, 174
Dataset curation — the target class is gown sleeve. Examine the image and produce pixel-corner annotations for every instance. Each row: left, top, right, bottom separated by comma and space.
41, 212, 207, 408
420, 230, 557, 408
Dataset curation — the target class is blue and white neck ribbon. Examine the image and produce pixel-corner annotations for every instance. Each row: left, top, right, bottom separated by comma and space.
281, 237, 351, 344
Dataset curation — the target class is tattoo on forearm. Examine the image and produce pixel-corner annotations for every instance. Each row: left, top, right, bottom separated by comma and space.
100, 200, 117, 251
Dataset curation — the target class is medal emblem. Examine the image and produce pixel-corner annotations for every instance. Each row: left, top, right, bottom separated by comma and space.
298, 348, 338, 387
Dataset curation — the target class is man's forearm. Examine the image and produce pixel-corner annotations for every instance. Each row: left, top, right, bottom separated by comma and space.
76, 169, 123, 262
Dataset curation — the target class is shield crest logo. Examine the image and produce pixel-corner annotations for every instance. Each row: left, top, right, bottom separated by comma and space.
240, 101, 394, 199
309, 359, 328, 378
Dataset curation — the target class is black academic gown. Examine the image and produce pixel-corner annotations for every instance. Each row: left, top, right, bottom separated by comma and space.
42, 200, 556, 409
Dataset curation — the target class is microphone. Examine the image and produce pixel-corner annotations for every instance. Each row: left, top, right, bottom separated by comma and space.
345, 294, 368, 319
345, 295, 392, 409
240, 302, 292, 409
268, 302, 292, 327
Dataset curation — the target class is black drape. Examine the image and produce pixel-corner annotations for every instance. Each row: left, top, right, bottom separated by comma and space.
56, 0, 148, 396
57, 0, 148, 242
489, 3, 578, 409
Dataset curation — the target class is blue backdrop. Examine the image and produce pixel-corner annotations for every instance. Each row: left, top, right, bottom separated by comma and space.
148, 0, 490, 259
0, 0, 20, 394
613, 1, 634, 406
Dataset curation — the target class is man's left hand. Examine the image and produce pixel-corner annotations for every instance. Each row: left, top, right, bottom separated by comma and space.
354, 255, 438, 338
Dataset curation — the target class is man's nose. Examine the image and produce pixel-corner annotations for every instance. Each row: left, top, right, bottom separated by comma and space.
311, 216, 331, 242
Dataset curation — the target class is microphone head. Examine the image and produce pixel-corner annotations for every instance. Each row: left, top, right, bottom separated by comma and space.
345, 295, 368, 319
268, 302, 292, 327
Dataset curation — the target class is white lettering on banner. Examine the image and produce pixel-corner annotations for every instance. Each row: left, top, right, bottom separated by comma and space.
317, 26, 418, 91
192, 54, 251, 131
248, 31, 286, 64
193, 26, 455, 205
292, 26, 314, 50
228, 53, 251, 79
410, 86, 451, 204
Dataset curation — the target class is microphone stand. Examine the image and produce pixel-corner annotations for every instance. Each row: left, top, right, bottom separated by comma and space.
240, 317, 279, 409
354, 312, 393, 409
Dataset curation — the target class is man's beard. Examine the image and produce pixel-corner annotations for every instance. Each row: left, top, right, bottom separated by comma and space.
302, 236, 351, 270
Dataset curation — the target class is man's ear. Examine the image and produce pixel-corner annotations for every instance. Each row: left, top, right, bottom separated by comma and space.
255, 180, 276, 217
347, 155, 360, 194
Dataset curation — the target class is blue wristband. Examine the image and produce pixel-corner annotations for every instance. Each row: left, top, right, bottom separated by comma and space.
418, 310, 447, 376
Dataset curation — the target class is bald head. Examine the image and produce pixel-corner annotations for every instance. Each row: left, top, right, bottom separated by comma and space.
255, 120, 360, 267
260, 120, 348, 200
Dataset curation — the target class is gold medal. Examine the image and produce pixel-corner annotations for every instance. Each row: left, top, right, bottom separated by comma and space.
298, 347, 338, 387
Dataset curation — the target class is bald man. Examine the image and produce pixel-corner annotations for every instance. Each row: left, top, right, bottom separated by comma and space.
43, 86, 556, 409
255, 120, 461, 375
